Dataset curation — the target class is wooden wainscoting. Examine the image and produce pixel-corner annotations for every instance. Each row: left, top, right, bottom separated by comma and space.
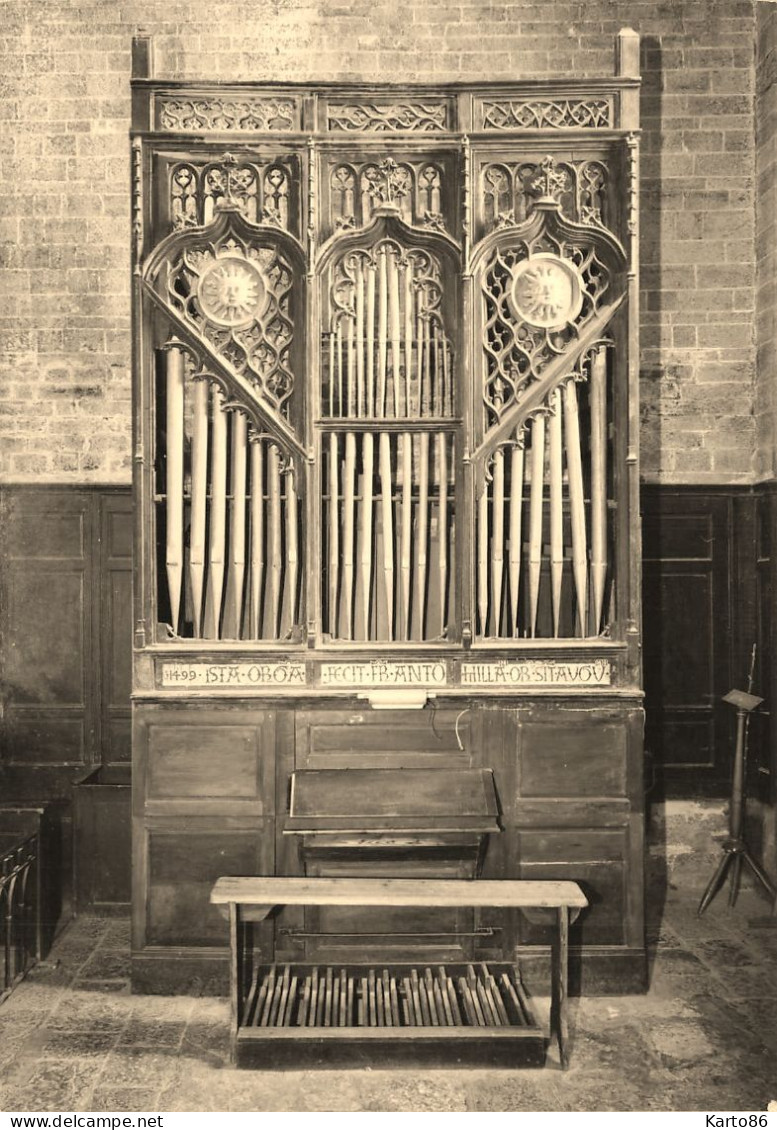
0, 486, 133, 915
641, 485, 768, 798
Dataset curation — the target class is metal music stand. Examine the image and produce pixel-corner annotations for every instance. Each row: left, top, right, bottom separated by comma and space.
698, 650, 776, 915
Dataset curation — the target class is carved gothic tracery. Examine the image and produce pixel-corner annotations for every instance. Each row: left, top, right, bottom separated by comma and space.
170, 157, 295, 233
480, 232, 613, 430
327, 100, 449, 132
481, 97, 613, 130
327, 158, 449, 237
163, 231, 296, 415
141, 70, 636, 647
157, 96, 299, 131
324, 238, 454, 419
481, 157, 608, 235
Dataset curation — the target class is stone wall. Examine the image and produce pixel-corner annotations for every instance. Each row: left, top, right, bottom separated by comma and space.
0, 0, 758, 483
757, 2, 777, 480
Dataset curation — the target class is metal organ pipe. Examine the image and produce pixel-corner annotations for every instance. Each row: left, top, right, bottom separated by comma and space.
343, 432, 357, 639
189, 377, 209, 637
223, 410, 247, 639
164, 346, 185, 633
403, 261, 414, 416
379, 432, 395, 639
590, 347, 608, 634
564, 379, 588, 637
528, 414, 546, 638
360, 433, 375, 638
268, 444, 283, 639
355, 261, 365, 416
249, 440, 265, 638
378, 248, 388, 415
328, 434, 340, 637
417, 432, 430, 638
491, 449, 505, 638
400, 432, 413, 641
286, 464, 299, 636
549, 389, 564, 638
389, 251, 401, 416
508, 445, 524, 637
477, 479, 489, 637
202, 386, 227, 639
437, 433, 449, 635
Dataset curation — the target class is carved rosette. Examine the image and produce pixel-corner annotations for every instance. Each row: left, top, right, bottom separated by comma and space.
510, 254, 584, 329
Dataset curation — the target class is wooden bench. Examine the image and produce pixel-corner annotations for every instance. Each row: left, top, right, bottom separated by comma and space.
211, 876, 588, 1069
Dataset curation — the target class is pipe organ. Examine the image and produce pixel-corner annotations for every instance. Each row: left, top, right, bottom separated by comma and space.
131, 32, 646, 995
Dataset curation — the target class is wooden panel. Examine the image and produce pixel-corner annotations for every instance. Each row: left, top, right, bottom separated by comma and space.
105, 502, 133, 558
142, 710, 275, 812
641, 488, 734, 795
5, 569, 86, 705
73, 767, 131, 912
752, 484, 775, 802
4, 711, 87, 766
288, 768, 498, 822
295, 710, 475, 769
148, 726, 263, 800
1, 491, 92, 770
7, 507, 86, 559
146, 825, 272, 946
519, 722, 626, 796
516, 828, 627, 946
101, 494, 133, 765
642, 511, 714, 561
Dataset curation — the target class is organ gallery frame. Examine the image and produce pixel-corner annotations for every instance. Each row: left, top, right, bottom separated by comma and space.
130, 30, 646, 993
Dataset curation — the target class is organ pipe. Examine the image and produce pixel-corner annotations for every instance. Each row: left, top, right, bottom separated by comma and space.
164, 346, 185, 632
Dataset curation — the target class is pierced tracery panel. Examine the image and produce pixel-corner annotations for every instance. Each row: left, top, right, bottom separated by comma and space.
168, 157, 297, 235
322, 239, 455, 419
156, 95, 300, 132
325, 158, 451, 238
479, 159, 609, 237
163, 232, 297, 417
319, 234, 457, 643
326, 99, 450, 132
480, 97, 613, 130
158, 347, 303, 642
480, 240, 611, 430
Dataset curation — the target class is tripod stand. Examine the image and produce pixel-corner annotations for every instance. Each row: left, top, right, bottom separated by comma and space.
698, 648, 777, 915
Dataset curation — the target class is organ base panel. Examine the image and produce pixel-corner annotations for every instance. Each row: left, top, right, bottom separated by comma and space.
130, 30, 646, 1001
131, 696, 646, 995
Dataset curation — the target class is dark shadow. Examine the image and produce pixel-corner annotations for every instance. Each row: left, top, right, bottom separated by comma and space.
638, 33, 669, 987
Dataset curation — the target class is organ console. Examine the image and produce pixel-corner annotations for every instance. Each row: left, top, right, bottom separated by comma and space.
130, 30, 646, 1003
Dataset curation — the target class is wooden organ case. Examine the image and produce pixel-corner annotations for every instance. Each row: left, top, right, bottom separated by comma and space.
130, 31, 646, 996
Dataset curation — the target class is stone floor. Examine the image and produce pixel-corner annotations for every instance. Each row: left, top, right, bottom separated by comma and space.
0, 884, 775, 1113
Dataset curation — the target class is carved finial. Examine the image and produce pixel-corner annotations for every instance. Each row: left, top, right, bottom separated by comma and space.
213, 153, 245, 209
530, 156, 567, 205
422, 211, 446, 233
368, 158, 410, 214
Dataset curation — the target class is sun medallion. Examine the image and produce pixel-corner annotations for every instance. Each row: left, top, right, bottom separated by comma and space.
197, 257, 267, 328
510, 253, 583, 329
